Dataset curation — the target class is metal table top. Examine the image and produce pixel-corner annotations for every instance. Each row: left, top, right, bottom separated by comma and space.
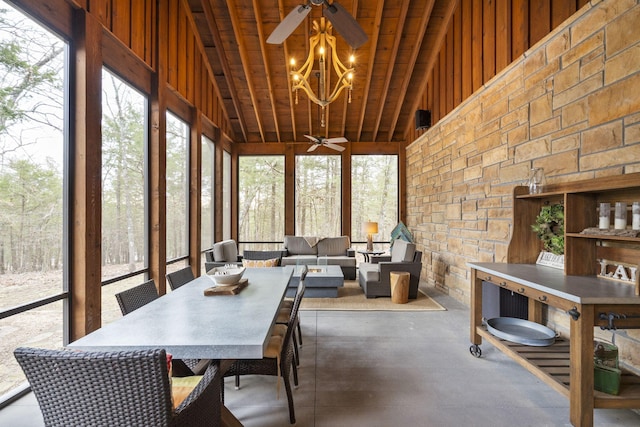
68, 267, 293, 359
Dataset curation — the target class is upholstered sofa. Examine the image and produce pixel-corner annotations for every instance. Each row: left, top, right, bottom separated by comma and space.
358, 239, 422, 298
281, 235, 356, 280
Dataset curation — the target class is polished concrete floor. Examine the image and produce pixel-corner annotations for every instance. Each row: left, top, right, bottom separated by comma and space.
1, 288, 639, 426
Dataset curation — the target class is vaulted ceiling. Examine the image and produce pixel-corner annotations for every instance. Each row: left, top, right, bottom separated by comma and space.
188, 0, 458, 145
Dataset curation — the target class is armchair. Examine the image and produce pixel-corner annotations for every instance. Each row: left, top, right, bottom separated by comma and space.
358, 239, 422, 299
205, 239, 243, 268
14, 347, 221, 427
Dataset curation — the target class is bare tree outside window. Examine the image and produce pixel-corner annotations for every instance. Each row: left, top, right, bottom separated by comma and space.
295, 155, 341, 237
0, 1, 66, 398
351, 155, 398, 246
166, 112, 189, 260
238, 156, 284, 250
101, 69, 146, 281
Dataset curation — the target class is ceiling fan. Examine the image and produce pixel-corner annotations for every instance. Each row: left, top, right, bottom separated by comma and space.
305, 134, 347, 152
267, 0, 368, 49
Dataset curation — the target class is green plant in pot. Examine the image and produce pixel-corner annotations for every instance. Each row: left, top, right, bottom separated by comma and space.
531, 204, 564, 255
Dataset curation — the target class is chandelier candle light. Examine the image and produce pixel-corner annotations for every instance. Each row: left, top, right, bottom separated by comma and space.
290, 18, 355, 127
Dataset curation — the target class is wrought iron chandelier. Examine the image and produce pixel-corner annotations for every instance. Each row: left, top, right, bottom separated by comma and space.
289, 18, 355, 126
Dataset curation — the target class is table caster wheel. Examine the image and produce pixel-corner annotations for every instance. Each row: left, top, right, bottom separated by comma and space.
469, 344, 482, 358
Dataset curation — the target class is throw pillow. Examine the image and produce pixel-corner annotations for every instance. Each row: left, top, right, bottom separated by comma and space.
242, 257, 279, 268
171, 375, 203, 409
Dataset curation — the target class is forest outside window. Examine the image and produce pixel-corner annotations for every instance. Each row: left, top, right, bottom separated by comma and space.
238, 156, 285, 251
351, 155, 398, 249
295, 155, 341, 237
100, 68, 148, 324
0, 1, 67, 400
165, 112, 189, 264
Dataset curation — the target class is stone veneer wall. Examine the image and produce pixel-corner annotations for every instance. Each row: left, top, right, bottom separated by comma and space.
406, 0, 640, 369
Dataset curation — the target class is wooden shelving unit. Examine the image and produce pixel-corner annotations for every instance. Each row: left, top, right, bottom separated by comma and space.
477, 327, 640, 408
470, 172, 640, 427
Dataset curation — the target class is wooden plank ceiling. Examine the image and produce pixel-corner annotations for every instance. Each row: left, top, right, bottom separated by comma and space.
188, 0, 457, 145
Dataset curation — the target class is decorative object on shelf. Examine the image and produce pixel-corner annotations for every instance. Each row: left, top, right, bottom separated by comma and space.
363, 221, 378, 251
598, 259, 638, 284
599, 202, 611, 229
633, 202, 640, 230
580, 227, 640, 237
527, 167, 546, 194
536, 251, 564, 269
531, 204, 564, 255
615, 202, 628, 230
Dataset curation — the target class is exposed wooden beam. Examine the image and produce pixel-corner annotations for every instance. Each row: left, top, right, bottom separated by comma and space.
355, 0, 384, 142
371, 0, 411, 142
278, 0, 298, 141
252, 0, 281, 142
386, 0, 437, 142
401, 0, 458, 140
199, 0, 249, 142
225, 0, 266, 142
183, 0, 235, 141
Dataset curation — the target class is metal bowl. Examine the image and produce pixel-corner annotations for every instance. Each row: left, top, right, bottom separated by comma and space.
486, 317, 556, 346
208, 266, 245, 285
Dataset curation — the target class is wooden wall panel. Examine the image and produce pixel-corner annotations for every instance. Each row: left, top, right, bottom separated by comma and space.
419, 0, 589, 130
482, 0, 496, 82
471, 0, 483, 92
511, 0, 528, 59
529, 0, 550, 46
496, 0, 511, 71
453, 8, 462, 106
111, 0, 131, 46
446, 28, 454, 113
461, 0, 473, 100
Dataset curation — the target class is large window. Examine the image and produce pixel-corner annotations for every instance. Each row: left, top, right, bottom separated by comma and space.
351, 155, 398, 246
100, 69, 148, 323
238, 156, 285, 250
295, 155, 341, 236
201, 136, 214, 251
0, 2, 67, 399
222, 150, 231, 240
165, 112, 189, 262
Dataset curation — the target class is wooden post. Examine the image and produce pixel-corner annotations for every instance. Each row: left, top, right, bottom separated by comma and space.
69, 9, 102, 340
470, 268, 482, 345
569, 304, 594, 427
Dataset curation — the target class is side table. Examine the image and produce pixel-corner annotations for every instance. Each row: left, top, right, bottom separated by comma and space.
358, 250, 385, 263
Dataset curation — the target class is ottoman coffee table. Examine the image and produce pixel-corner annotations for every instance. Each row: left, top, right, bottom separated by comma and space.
286, 265, 344, 298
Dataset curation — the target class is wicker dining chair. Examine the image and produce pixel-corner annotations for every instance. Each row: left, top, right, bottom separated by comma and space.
14, 347, 221, 427
115, 279, 159, 315
225, 269, 307, 424
166, 266, 195, 290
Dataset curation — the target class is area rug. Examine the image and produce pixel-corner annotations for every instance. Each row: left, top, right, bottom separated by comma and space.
300, 280, 446, 311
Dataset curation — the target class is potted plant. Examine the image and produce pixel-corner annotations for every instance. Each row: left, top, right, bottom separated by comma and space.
531, 204, 564, 268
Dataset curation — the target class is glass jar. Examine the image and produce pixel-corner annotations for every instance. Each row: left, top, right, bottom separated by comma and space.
527, 167, 546, 194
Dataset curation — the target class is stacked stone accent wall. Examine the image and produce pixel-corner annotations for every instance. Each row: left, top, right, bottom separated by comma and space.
406, 0, 640, 370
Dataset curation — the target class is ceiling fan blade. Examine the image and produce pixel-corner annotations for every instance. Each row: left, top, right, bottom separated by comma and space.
307, 143, 320, 152
324, 142, 346, 152
267, 4, 312, 44
323, 1, 368, 49
325, 136, 348, 144
304, 134, 320, 143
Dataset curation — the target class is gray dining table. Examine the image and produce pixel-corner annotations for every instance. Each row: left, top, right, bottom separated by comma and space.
68, 266, 293, 427
69, 267, 292, 358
